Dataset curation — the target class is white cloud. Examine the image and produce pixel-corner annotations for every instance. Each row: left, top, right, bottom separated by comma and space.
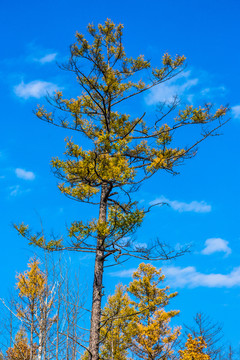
232, 105, 240, 119
150, 196, 211, 213
201, 238, 232, 256
35, 53, 57, 64
201, 86, 226, 97
109, 264, 240, 288
145, 69, 226, 106
145, 71, 198, 105
15, 168, 35, 180
9, 185, 31, 197
134, 242, 147, 249
9, 185, 20, 196
109, 268, 136, 278
14, 80, 57, 99
162, 265, 240, 288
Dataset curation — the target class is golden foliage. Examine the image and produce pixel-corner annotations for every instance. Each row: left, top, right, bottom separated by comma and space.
15, 19, 228, 253
128, 263, 180, 359
17, 258, 45, 301
6, 329, 37, 360
100, 264, 180, 360
100, 285, 135, 360
179, 334, 210, 360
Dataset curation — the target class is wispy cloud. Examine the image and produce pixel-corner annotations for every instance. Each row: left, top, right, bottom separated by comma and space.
14, 80, 58, 99
145, 70, 226, 106
232, 105, 240, 119
145, 71, 198, 105
109, 268, 136, 278
162, 265, 240, 288
9, 185, 31, 197
15, 168, 35, 180
35, 53, 57, 64
134, 242, 147, 249
150, 196, 211, 213
200, 86, 226, 97
109, 264, 240, 288
201, 238, 232, 256
9, 185, 21, 196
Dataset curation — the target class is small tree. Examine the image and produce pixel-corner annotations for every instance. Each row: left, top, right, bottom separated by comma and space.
16, 259, 46, 360
6, 328, 36, 360
16, 258, 57, 360
100, 285, 134, 360
184, 312, 223, 359
15, 19, 228, 360
179, 334, 210, 360
128, 263, 180, 360
1, 256, 86, 360
100, 263, 180, 360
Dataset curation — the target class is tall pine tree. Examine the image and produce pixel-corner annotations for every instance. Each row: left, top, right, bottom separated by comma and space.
15, 20, 228, 360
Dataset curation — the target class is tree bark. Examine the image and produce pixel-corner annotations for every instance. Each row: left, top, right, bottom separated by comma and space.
30, 306, 34, 360
88, 183, 108, 360
38, 311, 43, 360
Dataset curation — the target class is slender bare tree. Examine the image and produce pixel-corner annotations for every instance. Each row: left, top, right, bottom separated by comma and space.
184, 312, 224, 360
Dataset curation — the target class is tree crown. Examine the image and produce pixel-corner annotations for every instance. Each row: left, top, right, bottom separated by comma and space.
15, 19, 228, 264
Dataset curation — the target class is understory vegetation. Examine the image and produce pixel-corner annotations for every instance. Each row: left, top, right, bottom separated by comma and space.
0, 258, 233, 360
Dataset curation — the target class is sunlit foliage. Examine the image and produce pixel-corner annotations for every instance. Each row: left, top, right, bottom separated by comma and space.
179, 334, 210, 360
100, 263, 180, 360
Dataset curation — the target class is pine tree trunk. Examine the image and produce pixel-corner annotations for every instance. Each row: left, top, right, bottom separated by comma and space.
88, 184, 108, 360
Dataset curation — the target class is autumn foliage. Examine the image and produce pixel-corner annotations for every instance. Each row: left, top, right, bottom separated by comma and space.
17, 258, 45, 301
6, 329, 36, 360
100, 263, 181, 359
179, 334, 210, 360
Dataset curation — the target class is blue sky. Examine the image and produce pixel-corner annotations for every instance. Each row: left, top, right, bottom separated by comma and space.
1, 0, 240, 350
